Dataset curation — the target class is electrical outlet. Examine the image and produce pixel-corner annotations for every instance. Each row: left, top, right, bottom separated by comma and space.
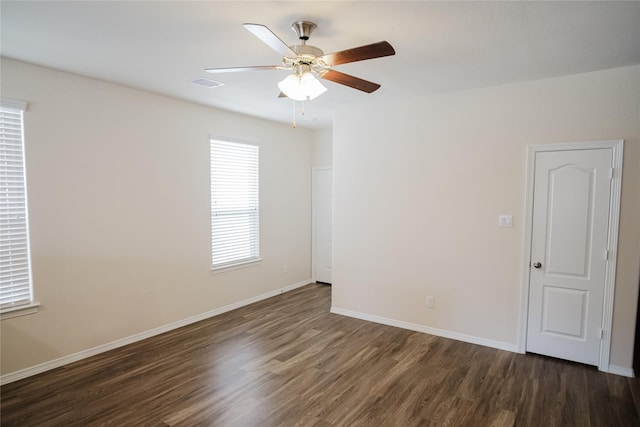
425, 296, 435, 309
498, 214, 513, 228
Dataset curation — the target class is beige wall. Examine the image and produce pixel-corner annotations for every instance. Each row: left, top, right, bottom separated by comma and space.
0, 58, 313, 376
332, 65, 640, 371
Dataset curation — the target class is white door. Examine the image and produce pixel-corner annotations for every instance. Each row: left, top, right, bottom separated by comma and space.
313, 168, 332, 284
526, 148, 613, 365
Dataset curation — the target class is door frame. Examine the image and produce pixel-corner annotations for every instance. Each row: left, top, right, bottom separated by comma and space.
518, 139, 624, 372
312, 166, 333, 283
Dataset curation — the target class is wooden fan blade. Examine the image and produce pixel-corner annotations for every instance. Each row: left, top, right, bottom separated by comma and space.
243, 23, 297, 58
205, 65, 285, 73
321, 41, 395, 66
320, 70, 381, 93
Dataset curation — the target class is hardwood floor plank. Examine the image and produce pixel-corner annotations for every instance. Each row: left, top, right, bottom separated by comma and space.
2, 284, 639, 426
488, 409, 516, 427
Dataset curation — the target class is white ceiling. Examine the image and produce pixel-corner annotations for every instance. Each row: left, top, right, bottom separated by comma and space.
2, 1, 639, 129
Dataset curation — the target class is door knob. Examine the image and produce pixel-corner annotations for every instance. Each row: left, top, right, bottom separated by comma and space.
533, 262, 542, 269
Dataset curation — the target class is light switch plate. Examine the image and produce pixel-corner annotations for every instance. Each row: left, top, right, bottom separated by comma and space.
425, 296, 434, 309
498, 214, 513, 228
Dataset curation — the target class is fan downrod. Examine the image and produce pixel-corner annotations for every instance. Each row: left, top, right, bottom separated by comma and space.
291, 21, 317, 43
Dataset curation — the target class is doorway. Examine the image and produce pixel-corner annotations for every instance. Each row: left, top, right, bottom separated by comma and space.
312, 167, 333, 284
520, 140, 623, 372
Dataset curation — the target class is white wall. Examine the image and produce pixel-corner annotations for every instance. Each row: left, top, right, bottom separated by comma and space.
0, 58, 313, 376
312, 127, 333, 167
332, 65, 640, 371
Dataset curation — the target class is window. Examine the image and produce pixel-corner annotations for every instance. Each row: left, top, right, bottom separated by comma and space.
1, 99, 36, 317
210, 139, 259, 270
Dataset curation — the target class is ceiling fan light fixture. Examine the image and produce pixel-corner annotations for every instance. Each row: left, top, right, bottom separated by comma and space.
278, 71, 327, 101
278, 74, 305, 101
300, 72, 327, 100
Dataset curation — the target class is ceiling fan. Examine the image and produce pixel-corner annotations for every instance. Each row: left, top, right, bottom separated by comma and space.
205, 21, 396, 101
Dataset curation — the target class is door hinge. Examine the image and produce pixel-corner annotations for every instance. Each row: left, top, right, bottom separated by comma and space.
610, 168, 615, 180
599, 329, 604, 340
604, 249, 610, 261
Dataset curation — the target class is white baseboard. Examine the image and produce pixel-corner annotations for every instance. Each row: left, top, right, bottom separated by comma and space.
0, 279, 312, 385
330, 306, 519, 353
607, 364, 635, 378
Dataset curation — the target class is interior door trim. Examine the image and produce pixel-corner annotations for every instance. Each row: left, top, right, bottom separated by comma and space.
518, 140, 624, 373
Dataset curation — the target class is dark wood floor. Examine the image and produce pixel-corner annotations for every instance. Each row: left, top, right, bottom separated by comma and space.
2, 283, 640, 426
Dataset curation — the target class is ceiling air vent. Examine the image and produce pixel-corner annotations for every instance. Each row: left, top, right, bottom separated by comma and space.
192, 77, 225, 88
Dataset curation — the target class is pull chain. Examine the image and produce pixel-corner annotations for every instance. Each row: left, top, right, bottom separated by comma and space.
292, 100, 297, 128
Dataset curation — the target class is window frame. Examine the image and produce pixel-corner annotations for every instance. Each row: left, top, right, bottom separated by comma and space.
210, 138, 260, 271
1, 98, 39, 320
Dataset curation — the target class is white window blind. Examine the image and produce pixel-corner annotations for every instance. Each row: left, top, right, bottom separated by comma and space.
0, 100, 34, 310
210, 139, 259, 269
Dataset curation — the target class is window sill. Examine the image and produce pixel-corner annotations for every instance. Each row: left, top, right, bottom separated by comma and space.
210, 258, 262, 274
1, 302, 41, 320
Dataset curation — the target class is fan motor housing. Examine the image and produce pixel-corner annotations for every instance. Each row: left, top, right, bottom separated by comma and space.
292, 44, 324, 59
